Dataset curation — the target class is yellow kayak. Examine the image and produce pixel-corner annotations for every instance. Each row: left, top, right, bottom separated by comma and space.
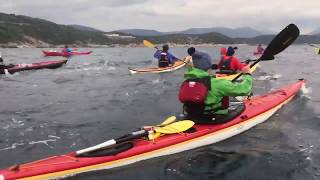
215, 63, 260, 80
128, 59, 187, 74
315, 48, 320, 54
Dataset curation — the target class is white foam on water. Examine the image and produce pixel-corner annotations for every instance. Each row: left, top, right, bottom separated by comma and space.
29, 139, 57, 147
255, 73, 282, 81
0, 135, 61, 151
152, 79, 161, 84
0, 142, 25, 151
106, 66, 116, 71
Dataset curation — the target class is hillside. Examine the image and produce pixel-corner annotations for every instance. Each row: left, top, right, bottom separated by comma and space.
136, 32, 234, 44
116, 26, 272, 38
0, 12, 320, 47
0, 13, 139, 47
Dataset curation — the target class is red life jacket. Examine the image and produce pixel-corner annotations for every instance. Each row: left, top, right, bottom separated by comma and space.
217, 56, 237, 74
179, 77, 230, 117
179, 77, 211, 116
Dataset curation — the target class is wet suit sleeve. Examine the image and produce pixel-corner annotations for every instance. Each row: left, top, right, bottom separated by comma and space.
167, 52, 179, 64
215, 74, 253, 97
153, 50, 161, 59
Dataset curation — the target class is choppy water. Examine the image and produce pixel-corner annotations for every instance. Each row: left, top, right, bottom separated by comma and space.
0, 45, 319, 180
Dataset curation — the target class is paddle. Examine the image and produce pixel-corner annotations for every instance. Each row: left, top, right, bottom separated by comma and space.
143, 40, 191, 64
76, 120, 194, 156
144, 116, 176, 128
143, 40, 159, 50
232, 24, 300, 82
241, 57, 275, 64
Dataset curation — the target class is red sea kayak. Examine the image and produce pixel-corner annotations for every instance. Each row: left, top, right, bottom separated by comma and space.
42, 50, 92, 57
0, 79, 305, 180
0, 60, 67, 74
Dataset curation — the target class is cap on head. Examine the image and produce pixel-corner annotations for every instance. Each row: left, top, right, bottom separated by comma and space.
187, 47, 196, 55
162, 44, 169, 51
226, 46, 235, 56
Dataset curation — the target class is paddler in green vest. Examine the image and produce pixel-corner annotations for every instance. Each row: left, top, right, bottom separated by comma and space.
179, 47, 253, 123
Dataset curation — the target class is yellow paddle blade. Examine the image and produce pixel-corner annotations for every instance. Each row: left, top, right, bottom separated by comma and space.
154, 120, 194, 134
315, 48, 320, 54
143, 116, 177, 129
148, 132, 161, 140
160, 116, 176, 126
143, 40, 156, 48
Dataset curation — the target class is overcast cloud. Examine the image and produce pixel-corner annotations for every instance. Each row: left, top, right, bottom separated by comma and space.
0, 0, 319, 33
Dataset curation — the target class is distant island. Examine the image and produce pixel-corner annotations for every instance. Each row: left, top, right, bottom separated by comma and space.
0, 13, 319, 48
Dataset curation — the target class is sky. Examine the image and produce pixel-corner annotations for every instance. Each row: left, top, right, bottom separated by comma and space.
0, 0, 319, 34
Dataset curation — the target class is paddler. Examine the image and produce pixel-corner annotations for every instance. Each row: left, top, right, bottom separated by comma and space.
256, 44, 265, 54
61, 45, 72, 54
217, 46, 247, 74
186, 47, 215, 75
154, 44, 179, 68
179, 47, 252, 123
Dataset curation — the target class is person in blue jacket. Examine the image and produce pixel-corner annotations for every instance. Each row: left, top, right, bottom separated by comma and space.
187, 47, 214, 75
154, 44, 179, 67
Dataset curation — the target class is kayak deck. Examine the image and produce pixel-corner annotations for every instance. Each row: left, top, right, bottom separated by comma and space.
0, 80, 305, 180
128, 60, 186, 74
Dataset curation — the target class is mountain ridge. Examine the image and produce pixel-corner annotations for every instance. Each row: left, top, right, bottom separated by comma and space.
0, 12, 319, 47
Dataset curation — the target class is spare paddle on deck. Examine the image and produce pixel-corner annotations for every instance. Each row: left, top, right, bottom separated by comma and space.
232, 24, 300, 82
76, 120, 195, 156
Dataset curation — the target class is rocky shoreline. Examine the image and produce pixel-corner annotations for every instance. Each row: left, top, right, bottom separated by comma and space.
0, 42, 252, 48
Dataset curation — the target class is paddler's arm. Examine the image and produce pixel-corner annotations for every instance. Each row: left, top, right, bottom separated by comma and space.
215, 74, 253, 97
167, 52, 179, 64
153, 50, 161, 59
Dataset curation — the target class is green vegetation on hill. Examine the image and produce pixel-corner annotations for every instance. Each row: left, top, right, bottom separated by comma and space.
0, 13, 319, 47
0, 13, 116, 46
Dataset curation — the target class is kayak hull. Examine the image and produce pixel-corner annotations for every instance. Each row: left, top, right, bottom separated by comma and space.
128, 60, 186, 74
0, 60, 67, 74
0, 80, 305, 180
42, 50, 92, 57
215, 63, 260, 80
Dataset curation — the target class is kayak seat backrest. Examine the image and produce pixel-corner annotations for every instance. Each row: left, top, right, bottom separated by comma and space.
189, 103, 245, 124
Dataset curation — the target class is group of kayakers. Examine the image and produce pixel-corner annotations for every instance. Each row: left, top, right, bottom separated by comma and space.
153, 44, 259, 123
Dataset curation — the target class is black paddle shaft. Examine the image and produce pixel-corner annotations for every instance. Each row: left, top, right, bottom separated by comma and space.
232, 24, 300, 82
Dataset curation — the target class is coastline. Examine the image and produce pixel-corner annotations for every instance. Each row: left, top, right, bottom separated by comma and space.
0, 42, 253, 48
